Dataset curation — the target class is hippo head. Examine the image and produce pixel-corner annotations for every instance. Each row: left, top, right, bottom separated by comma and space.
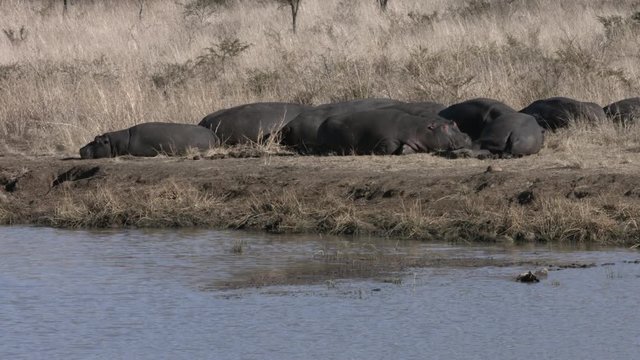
79, 135, 112, 159
419, 121, 472, 151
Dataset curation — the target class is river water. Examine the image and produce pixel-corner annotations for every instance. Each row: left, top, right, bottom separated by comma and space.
1, 226, 639, 360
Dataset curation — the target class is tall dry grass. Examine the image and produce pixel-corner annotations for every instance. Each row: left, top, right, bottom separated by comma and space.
1, 0, 640, 154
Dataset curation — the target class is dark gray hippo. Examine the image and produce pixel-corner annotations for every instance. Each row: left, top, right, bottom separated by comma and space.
79, 122, 220, 159
519, 97, 606, 130
474, 113, 545, 156
316, 109, 472, 155
199, 102, 310, 145
438, 98, 516, 140
379, 101, 446, 117
603, 97, 640, 125
280, 98, 403, 153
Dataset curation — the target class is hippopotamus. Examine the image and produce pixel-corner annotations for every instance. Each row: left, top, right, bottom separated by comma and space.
519, 97, 606, 130
280, 98, 403, 153
438, 98, 516, 140
474, 113, 544, 156
199, 102, 310, 145
316, 109, 472, 155
603, 97, 640, 125
79, 122, 220, 159
379, 101, 446, 117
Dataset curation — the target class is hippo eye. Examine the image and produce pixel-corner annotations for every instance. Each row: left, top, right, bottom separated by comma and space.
427, 124, 436, 130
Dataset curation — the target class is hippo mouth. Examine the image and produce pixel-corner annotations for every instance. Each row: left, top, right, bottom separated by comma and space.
79, 144, 93, 159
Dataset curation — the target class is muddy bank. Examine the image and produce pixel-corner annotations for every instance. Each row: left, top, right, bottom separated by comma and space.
217, 251, 609, 290
1, 152, 640, 246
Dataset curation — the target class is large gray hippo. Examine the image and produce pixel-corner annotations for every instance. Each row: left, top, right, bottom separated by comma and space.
438, 98, 516, 140
198, 102, 310, 145
316, 109, 472, 155
378, 101, 446, 117
280, 98, 403, 153
603, 97, 640, 125
79, 122, 220, 159
474, 113, 545, 156
519, 97, 605, 130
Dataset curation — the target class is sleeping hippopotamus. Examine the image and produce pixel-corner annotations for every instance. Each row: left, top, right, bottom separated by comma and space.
280, 98, 403, 153
199, 102, 310, 145
438, 98, 516, 140
378, 101, 446, 117
519, 97, 606, 130
603, 97, 640, 125
79, 122, 220, 159
474, 113, 544, 156
316, 109, 472, 155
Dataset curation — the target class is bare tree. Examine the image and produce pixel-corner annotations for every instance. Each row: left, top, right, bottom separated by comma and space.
278, 0, 301, 34
137, 0, 146, 20
377, 0, 389, 11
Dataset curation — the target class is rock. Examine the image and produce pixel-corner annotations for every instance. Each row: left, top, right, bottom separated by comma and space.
516, 271, 540, 283
518, 231, 536, 242
486, 165, 503, 173
517, 190, 535, 205
496, 235, 514, 244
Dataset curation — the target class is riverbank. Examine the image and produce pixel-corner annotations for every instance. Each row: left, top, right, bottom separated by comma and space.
1, 147, 639, 246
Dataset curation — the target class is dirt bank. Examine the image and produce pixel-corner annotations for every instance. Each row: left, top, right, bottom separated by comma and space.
1, 150, 639, 246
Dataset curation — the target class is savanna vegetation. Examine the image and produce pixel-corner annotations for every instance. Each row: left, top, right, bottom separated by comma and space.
1, 0, 640, 153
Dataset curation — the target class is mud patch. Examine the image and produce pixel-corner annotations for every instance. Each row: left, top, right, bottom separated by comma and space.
216, 251, 608, 289
51, 166, 102, 188
0, 168, 30, 193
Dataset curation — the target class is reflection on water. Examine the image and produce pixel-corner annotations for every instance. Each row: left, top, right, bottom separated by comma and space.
1, 227, 639, 359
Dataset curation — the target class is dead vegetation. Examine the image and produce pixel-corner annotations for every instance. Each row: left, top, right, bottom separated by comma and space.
1, 150, 639, 247
1, 0, 640, 153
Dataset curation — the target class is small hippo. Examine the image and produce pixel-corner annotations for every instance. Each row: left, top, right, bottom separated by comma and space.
79, 122, 220, 159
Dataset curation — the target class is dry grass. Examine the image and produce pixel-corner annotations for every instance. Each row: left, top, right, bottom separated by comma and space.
23, 173, 638, 246
1, 0, 640, 154
41, 180, 223, 227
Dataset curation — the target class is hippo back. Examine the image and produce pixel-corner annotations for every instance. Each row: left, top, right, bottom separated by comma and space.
80, 122, 219, 158
520, 97, 605, 130
603, 97, 640, 125
280, 98, 403, 153
128, 122, 219, 156
317, 109, 470, 155
438, 98, 516, 140
379, 101, 446, 117
199, 102, 309, 145
477, 113, 544, 155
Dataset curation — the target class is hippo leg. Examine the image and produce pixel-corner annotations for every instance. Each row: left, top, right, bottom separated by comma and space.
507, 133, 540, 156
374, 138, 403, 155
437, 148, 494, 159
400, 144, 417, 155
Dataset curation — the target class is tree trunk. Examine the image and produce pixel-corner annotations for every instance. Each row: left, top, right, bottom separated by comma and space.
290, 1, 300, 34
63, 0, 68, 15
377, 0, 389, 11
138, 0, 144, 20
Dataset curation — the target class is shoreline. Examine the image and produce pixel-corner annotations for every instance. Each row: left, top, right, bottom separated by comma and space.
1, 152, 640, 246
